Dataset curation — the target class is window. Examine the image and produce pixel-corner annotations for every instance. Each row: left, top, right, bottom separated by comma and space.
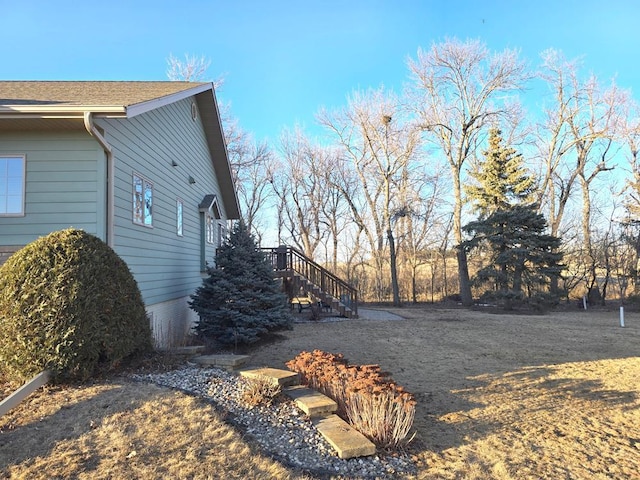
133, 173, 153, 227
206, 213, 215, 244
0, 155, 25, 216
176, 199, 184, 236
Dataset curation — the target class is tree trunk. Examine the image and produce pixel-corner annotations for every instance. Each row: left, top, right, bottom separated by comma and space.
452, 172, 473, 306
580, 173, 600, 305
388, 228, 401, 306
456, 248, 473, 306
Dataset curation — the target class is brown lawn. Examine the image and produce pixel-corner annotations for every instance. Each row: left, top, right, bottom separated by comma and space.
1, 305, 639, 479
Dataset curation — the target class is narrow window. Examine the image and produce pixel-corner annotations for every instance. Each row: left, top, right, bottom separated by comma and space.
177, 198, 184, 236
133, 173, 153, 227
0, 155, 25, 216
206, 214, 215, 244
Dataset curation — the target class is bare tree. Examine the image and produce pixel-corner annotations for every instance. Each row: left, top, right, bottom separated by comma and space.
318, 87, 421, 305
166, 53, 219, 84
537, 49, 627, 301
395, 162, 447, 303
407, 38, 529, 306
271, 127, 329, 257
622, 100, 640, 218
569, 77, 626, 303
320, 148, 353, 272
619, 102, 640, 294
217, 99, 275, 241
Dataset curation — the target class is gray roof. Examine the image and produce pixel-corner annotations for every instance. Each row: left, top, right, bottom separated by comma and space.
0, 81, 208, 108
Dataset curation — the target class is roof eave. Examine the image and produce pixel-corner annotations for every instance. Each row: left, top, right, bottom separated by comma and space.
195, 89, 241, 220
0, 105, 126, 116
125, 83, 212, 118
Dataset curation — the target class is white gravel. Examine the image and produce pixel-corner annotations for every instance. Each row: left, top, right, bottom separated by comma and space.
130, 366, 416, 479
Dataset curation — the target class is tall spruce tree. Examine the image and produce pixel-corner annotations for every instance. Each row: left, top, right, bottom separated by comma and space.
189, 221, 292, 347
462, 129, 563, 309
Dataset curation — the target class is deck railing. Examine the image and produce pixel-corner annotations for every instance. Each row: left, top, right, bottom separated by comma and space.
260, 246, 358, 316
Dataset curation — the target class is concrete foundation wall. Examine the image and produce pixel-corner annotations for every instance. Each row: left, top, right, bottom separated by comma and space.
147, 295, 199, 349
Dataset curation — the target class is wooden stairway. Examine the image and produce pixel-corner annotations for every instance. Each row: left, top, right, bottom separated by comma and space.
260, 246, 358, 318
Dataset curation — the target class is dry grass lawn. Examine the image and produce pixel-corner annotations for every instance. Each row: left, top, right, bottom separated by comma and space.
1, 305, 639, 479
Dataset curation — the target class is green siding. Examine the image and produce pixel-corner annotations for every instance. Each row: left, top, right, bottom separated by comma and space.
0, 131, 106, 246
0, 98, 231, 309
98, 97, 228, 306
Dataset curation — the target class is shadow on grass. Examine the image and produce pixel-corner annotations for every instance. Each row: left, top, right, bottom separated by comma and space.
410, 362, 638, 455
0, 382, 164, 471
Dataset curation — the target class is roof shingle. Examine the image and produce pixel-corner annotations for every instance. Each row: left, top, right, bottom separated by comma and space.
0, 81, 208, 107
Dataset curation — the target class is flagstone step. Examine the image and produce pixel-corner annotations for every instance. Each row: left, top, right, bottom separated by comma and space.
284, 385, 338, 417
192, 354, 251, 370
239, 367, 299, 387
313, 414, 376, 459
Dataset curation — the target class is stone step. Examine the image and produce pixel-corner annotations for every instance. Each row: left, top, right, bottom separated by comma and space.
284, 386, 338, 417
312, 414, 376, 459
239, 367, 299, 387
162, 345, 206, 356
192, 354, 251, 370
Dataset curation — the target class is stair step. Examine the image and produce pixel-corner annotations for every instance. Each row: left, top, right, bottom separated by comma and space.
192, 354, 251, 370
284, 386, 338, 417
313, 414, 376, 459
239, 367, 299, 387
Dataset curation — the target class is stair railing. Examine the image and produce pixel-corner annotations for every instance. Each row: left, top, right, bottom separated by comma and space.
260, 246, 358, 316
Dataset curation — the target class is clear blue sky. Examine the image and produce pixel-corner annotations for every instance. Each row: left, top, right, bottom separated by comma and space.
2, 1, 639, 143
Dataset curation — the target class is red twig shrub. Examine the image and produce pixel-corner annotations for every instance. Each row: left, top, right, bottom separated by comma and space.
286, 350, 416, 449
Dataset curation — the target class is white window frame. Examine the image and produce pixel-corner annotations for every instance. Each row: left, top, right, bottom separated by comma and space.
0, 155, 26, 217
176, 198, 184, 236
133, 172, 153, 227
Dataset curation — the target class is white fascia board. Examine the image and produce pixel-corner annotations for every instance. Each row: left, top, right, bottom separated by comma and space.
125, 83, 213, 118
0, 105, 126, 115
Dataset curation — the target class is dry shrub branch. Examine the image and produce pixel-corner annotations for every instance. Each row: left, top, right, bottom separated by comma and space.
241, 374, 282, 407
286, 350, 415, 448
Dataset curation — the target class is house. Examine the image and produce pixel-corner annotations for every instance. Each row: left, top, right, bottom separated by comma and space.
0, 81, 240, 347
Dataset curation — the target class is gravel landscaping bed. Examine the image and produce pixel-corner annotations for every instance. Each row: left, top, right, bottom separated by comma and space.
131, 366, 416, 479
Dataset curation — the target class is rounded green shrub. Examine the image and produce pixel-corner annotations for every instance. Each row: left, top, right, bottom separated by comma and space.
0, 228, 152, 384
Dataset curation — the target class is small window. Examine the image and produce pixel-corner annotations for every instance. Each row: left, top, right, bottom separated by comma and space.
133, 173, 153, 227
206, 214, 215, 244
0, 155, 25, 216
177, 198, 184, 236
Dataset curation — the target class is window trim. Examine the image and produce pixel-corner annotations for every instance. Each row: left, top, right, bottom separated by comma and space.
0, 154, 26, 217
132, 172, 154, 228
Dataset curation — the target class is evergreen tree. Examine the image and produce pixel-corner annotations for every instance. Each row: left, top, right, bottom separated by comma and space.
466, 128, 536, 218
462, 129, 563, 308
189, 221, 292, 347
462, 205, 564, 308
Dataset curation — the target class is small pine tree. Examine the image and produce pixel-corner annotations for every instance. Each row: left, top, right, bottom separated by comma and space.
189, 221, 292, 347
